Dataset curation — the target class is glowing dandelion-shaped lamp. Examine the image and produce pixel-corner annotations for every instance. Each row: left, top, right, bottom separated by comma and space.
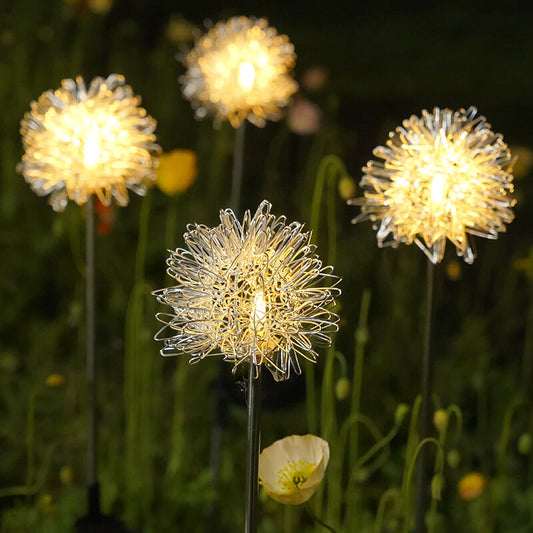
349, 106, 515, 533
181, 16, 298, 128
154, 201, 339, 532
19, 73, 159, 211
19, 74, 159, 526
154, 200, 340, 381
350, 106, 515, 264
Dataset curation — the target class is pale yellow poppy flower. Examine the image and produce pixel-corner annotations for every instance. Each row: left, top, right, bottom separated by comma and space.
258, 434, 329, 505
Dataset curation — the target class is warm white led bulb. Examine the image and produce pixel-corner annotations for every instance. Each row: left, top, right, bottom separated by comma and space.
83, 125, 101, 168
238, 62, 256, 90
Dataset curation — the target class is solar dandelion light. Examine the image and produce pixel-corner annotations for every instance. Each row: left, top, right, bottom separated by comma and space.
349, 106, 515, 265
154, 200, 340, 532
19, 74, 159, 525
181, 16, 297, 130
349, 106, 515, 532
20, 74, 159, 212
181, 16, 298, 212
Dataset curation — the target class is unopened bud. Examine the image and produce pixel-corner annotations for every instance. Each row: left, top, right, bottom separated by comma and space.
59, 465, 74, 485
431, 473, 445, 501
518, 433, 532, 455
355, 327, 368, 345
338, 176, 357, 201
335, 377, 350, 401
447, 449, 461, 469
395, 403, 410, 425
433, 409, 447, 432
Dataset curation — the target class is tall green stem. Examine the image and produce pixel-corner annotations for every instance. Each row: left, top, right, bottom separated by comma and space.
349, 290, 371, 470
403, 438, 443, 533
520, 281, 533, 395
307, 155, 348, 435
345, 290, 371, 528
374, 489, 400, 533
25, 387, 37, 488
306, 502, 337, 532
165, 195, 179, 251
124, 195, 154, 524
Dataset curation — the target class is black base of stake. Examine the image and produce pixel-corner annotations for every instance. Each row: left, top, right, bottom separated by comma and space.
75, 514, 132, 533
75, 483, 133, 533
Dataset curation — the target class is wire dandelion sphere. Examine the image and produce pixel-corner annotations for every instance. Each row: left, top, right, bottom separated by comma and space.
349, 107, 516, 264
153, 201, 340, 381
181, 16, 298, 128
20, 74, 160, 212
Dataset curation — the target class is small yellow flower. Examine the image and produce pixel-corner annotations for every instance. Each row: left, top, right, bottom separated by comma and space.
446, 261, 462, 281
514, 251, 533, 281
59, 465, 74, 485
166, 15, 196, 44
458, 472, 486, 500
510, 145, 533, 179
38, 493, 55, 514
46, 374, 65, 387
87, 0, 114, 15
514, 258, 530, 271
258, 434, 329, 505
156, 150, 197, 196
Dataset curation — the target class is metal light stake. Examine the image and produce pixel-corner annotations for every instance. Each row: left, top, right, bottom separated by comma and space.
231, 122, 246, 216
85, 195, 99, 516
414, 260, 435, 533
245, 364, 262, 533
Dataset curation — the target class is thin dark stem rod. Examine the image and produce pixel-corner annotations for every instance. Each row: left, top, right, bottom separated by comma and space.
245, 364, 262, 533
231, 122, 246, 214
305, 502, 337, 532
414, 260, 435, 533
85, 196, 99, 515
